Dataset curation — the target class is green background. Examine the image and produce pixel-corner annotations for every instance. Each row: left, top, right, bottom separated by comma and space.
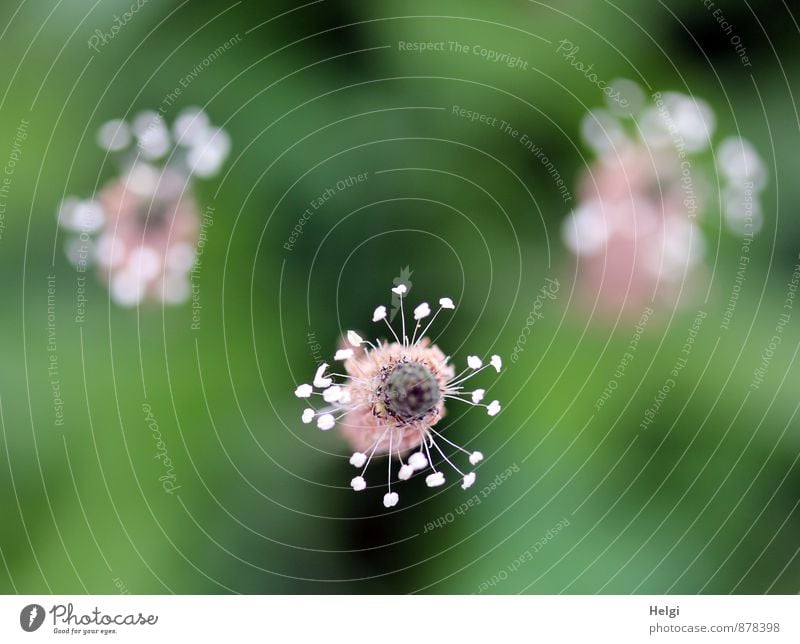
0, 0, 798, 594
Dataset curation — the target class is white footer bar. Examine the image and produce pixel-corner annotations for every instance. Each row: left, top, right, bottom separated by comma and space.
1, 595, 797, 643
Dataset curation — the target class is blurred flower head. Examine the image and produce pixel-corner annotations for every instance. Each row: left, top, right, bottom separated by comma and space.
563, 82, 767, 315
58, 107, 231, 306
295, 284, 502, 508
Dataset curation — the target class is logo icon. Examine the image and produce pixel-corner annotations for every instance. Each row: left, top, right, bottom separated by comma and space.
390, 266, 413, 322
20, 604, 45, 632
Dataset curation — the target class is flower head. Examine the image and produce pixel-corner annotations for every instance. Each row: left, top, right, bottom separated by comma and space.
58, 107, 231, 306
563, 82, 766, 315
294, 284, 502, 507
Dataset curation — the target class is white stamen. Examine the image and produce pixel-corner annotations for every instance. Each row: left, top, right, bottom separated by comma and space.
173, 107, 210, 146
421, 433, 436, 475
313, 363, 332, 388
355, 426, 392, 490
187, 126, 231, 178
414, 306, 445, 346
349, 452, 367, 468
322, 386, 342, 403
426, 472, 445, 487
166, 242, 196, 272
467, 356, 482, 370
396, 284, 408, 345
447, 363, 490, 388
426, 425, 474, 458
428, 433, 466, 477
97, 119, 131, 151
414, 302, 431, 320
133, 111, 170, 160
294, 282, 500, 499
347, 330, 364, 346
126, 245, 161, 282
382, 316, 402, 345
387, 424, 395, 499
408, 452, 428, 471
294, 384, 313, 398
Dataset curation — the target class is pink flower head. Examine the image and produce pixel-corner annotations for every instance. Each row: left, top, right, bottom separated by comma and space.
58, 107, 230, 306
563, 84, 766, 316
295, 286, 500, 508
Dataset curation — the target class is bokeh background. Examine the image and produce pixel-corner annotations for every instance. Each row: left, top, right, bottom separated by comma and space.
1, 0, 799, 594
